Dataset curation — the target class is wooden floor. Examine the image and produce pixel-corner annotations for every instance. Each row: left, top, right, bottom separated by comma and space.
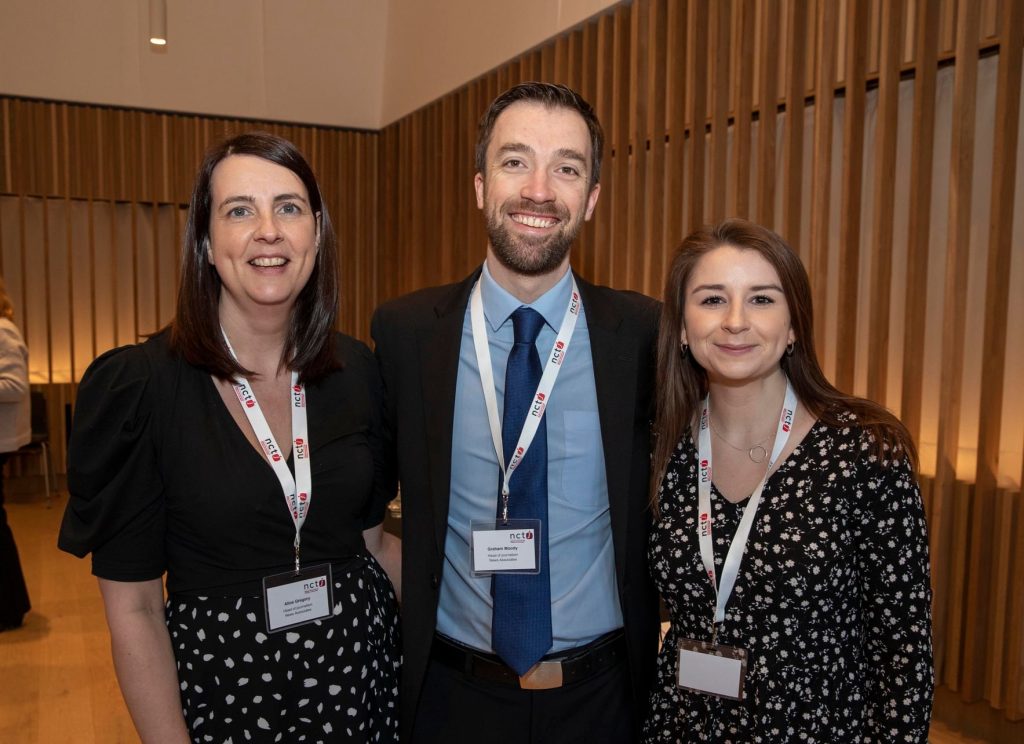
0, 491, 1019, 743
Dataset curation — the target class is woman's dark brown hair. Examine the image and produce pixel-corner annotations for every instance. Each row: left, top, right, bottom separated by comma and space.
651, 218, 917, 507
170, 132, 340, 383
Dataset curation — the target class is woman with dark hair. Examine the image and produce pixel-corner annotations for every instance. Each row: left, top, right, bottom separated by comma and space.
59, 133, 400, 743
643, 219, 933, 742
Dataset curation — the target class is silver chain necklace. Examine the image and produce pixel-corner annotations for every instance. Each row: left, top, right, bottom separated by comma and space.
709, 420, 774, 463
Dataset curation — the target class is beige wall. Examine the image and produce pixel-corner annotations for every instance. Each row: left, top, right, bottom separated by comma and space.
0, 0, 621, 129
381, 0, 622, 124
0, 0, 388, 129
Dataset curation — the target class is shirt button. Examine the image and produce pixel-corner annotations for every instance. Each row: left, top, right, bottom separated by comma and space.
430, 573, 440, 589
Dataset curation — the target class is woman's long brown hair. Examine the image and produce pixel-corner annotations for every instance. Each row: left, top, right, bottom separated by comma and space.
650, 219, 917, 511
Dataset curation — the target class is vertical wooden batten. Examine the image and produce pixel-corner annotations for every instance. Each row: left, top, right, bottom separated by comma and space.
730, 0, 755, 220
900, 0, 941, 450
865, 0, 905, 404
834, 0, 869, 393
685, 0, 709, 235
808, 0, 837, 355
755, 0, 779, 228
708, 0, 732, 225
934, 0, 981, 691
780, 0, 807, 247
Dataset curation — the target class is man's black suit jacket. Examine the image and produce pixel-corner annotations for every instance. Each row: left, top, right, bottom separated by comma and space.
371, 268, 661, 740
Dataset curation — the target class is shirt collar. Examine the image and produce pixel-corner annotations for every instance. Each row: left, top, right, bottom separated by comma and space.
480, 261, 573, 334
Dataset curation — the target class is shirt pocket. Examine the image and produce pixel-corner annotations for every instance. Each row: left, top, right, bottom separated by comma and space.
560, 409, 607, 508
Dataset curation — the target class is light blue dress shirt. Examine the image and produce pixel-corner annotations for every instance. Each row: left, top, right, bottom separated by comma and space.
436, 262, 623, 653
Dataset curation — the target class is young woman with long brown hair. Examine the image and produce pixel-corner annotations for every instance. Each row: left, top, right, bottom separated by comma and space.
643, 219, 933, 742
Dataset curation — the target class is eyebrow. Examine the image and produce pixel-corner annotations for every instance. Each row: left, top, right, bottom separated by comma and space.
494, 143, 588, 165
496, 142, 534, 159
690, 283, 784, 293
218, 193, 309, 210
554, 147, 587, 164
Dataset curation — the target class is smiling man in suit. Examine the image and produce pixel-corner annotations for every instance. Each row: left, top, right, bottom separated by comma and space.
372, 82, 659, 743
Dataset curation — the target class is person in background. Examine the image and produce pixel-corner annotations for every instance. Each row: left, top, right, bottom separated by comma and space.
372, 82, 660, 743
59, 132, 400, 743
0, 275, 31, 632
644, 219, 933, 742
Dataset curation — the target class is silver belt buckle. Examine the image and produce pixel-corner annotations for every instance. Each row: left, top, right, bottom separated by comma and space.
518, 660, 564, 690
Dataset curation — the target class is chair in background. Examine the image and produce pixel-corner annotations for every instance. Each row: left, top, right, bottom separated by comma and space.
9, 391, 54, 505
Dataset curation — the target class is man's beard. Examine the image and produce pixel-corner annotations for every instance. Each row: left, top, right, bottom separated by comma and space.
485, 198, 585, 277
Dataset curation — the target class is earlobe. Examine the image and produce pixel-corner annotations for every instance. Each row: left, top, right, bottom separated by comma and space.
204, 238, 213, 265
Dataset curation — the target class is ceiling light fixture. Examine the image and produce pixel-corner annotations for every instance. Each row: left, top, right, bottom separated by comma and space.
149, 0, 167, 46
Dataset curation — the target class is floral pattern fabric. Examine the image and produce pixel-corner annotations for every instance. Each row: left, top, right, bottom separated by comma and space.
644, 413, 934, 743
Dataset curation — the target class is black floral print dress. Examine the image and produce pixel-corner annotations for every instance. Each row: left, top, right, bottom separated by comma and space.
644, 413, 934, 743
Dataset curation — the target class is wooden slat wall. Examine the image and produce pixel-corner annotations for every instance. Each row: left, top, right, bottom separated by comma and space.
0, 0, 1019, 722
0, 99, 379, 472
373, 0, 1020, 720
0, 99, 379, 342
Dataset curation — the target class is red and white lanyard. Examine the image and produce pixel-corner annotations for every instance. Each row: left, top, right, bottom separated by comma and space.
470, 275, 582, 521
697, 379, 797, 626
223, 331, 312, 572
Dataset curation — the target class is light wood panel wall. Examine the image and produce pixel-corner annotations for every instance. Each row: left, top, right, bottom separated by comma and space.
0, 98, 380, 345
374, 0, 1021, 720
0, 98, 379, 472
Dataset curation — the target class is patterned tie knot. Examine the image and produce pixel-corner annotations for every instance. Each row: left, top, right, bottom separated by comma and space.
511, 307, 545, 346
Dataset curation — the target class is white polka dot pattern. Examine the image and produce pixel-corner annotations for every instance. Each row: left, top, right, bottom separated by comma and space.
167, 554, 400, 743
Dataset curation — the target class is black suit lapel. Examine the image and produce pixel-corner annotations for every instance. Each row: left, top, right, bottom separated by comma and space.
577, 275, 638, 586
419, 271, 480, 554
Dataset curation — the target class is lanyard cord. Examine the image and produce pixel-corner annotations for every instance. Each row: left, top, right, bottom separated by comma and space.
469, 276, 582, 521
696, 379, 797, 631
222, 329, 312, 572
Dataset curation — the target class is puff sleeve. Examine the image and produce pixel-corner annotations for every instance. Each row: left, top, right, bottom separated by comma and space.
58, 344, 166, 582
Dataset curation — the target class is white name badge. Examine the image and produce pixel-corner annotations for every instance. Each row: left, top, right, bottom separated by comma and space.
262, 563, 334, 633
469, 519, 542, 577
677, 638, 748, 700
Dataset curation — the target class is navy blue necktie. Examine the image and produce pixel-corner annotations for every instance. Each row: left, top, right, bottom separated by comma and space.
492, 307, 553, 675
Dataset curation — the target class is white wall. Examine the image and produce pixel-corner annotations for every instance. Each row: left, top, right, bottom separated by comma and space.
0, 0, 388, 129
0, 0, 621, 129
380, 0, 621, 125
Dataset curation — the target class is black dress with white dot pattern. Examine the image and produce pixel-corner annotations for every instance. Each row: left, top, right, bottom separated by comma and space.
58, 332, 400, 744
168, 553, 399, 743
644, 413, 934, 743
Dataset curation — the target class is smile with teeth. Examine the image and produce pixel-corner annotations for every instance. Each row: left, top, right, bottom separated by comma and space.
510, 213, 559, 229
250, 256, 287, 267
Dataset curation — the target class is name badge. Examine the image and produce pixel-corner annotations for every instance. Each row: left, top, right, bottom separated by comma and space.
677, 638, 748, 700
469, 519, 542, 577
262, 563, 334, 633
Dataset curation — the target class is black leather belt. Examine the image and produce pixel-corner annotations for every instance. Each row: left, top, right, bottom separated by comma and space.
431, 631, 627, 690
